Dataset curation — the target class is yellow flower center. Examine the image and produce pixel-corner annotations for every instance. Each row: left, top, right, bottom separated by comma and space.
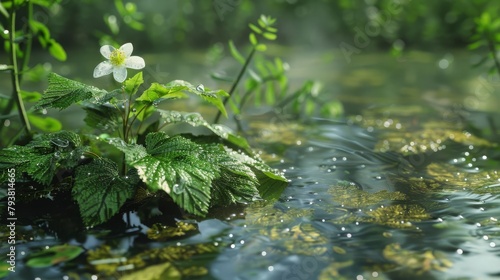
109, 49, 126, 66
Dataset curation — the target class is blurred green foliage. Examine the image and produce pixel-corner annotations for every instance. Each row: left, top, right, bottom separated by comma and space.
40, 0, 498, 51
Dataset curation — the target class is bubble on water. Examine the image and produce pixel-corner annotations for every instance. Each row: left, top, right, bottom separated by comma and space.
456, 248, 463, 254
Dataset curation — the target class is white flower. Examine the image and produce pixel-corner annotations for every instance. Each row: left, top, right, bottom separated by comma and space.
93, 42, 145, 83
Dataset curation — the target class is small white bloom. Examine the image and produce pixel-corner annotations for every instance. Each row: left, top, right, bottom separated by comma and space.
93, 42, 145, 83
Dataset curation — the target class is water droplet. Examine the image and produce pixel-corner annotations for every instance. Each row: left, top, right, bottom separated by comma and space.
196, 84, 205, 92
132, 108, 137, 112
51, 138, 69, 148
172, 184, 184, 194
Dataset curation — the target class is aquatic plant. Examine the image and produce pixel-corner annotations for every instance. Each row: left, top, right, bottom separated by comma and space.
0, 17, 289, 226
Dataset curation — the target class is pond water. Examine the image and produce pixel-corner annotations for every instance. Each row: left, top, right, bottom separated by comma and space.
3, 49, 500, 279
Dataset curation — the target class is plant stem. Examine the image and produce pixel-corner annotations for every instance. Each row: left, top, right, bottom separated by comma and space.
214, 47, 256, 124
9, 3, 31, 136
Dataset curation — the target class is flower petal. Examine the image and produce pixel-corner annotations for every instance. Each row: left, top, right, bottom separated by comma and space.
124, 56, 145, 69
113, 66, 127, 83
120, 43, 133, 57
100, 45, 115, 59
93, 61, 113, 78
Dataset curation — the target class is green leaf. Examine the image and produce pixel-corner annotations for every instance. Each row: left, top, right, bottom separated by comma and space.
320, 100, 344, 117
0, 131, 87, 185
73, 158, 137, 226
162, 80, 229, 118
124, 72, 144, 95
468, 40, 484, 50
254, 169, 288, 200
222, 147, 288, 200
36, 73, 108, 110
132, 102, 155, 121
83, 104, 121, 132
262, 32, 277, 40
26, 245, 84, 268
30, 20, 51, 43
48, 39, 67, 61
136, 82, 188, 103
248, 23, 262, 34
265, 26, 278, 33
158, 110, 252, 152
28, 114, 62, 132
127, 133, 217, 216
228, 40, 245, 65
255, 44, 267, 52
249, 33, 258, 46
21, 90, 42, 102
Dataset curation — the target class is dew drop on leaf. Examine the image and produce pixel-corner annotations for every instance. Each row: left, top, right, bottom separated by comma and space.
173, 184, 184, 194
196, 84, 205, 92
51, 138, 69, 148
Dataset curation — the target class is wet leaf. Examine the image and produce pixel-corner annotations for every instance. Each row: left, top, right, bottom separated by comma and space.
73, 158, 137, 226
26, 245, 83, 268
36, 73, 107, 110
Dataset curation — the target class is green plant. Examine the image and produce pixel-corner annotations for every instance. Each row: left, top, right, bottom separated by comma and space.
469, 11, 500, 75
212, 15, 343, 127
0, 38, 288, 226
0, 0, 67, 146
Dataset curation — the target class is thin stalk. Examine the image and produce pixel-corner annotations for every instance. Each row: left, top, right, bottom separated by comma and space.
214, 47, 256, 123
0, 2, 34, 140
9, 4, 31, 135
126, 103, 148, 138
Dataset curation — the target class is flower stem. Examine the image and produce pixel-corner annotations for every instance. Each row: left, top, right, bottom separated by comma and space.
214, 47, 256, 124
8, 3, 31, 136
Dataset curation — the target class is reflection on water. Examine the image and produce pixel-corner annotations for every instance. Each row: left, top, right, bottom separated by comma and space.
3, 51, 500, 279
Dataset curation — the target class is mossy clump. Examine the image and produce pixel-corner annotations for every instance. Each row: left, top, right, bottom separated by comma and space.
328, 185, 407, 208
245, 201, 314, 226
427, 163, 500, 193
382, 243, 452, 274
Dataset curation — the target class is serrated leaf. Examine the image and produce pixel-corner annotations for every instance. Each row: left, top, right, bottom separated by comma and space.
161, 80, 229, 118
83, 103, 121, 132
221, 146, 288, 200
124, 72, 144, 95
158, 110, 251, 152
0, 131, 87, 185
36, 73, 108, 110
136, 82, 188, 103
128, 133, 217, 216
228, 40, 245, 65
73, 158, 137, 226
